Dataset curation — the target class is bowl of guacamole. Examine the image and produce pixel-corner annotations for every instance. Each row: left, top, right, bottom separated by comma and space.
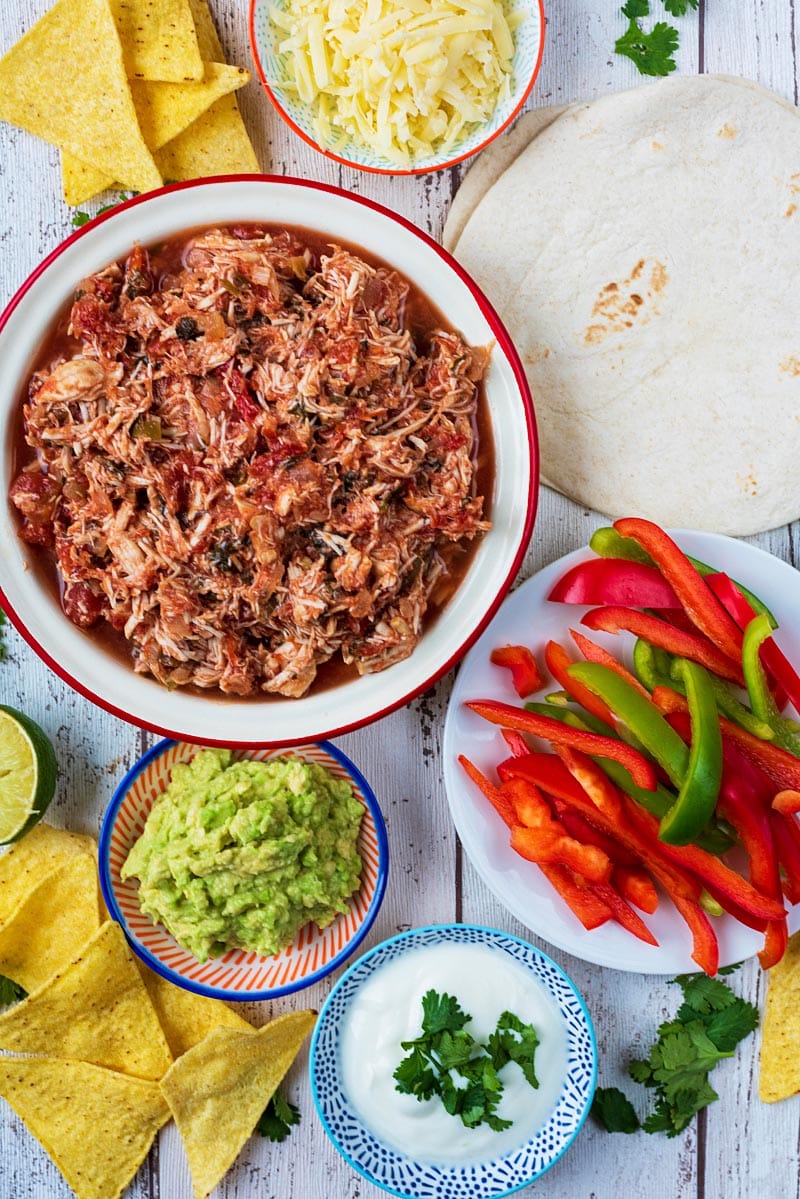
100, 741, 389, 1000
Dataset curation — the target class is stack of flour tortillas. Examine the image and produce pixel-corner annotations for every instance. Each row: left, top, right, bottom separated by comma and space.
445, 76, 800, 535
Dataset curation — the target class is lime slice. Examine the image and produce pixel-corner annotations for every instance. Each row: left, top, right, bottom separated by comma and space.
0, 705, 57, 844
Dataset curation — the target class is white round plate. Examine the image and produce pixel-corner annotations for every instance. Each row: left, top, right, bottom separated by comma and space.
443, 529, 800, 973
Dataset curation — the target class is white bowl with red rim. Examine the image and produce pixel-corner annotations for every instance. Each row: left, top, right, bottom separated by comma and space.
98, 738, 389, 1000
0, 176, 538, 746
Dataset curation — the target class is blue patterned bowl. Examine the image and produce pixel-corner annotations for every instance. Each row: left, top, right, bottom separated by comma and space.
310, 924, 596, 1198
249, 0, 546, 175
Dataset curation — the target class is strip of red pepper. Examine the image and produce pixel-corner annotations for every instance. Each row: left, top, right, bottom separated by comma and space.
612, 518, 744, 663
707, 572, 798, 712
581, 606, 744, 686
547, 557, 680, 608
457, 754, 517, 828
489, 645, 542, 699
465, 699, 658, 789
613, 865, 659, 915
569, 629, 651, 698
666, 711, 786, 968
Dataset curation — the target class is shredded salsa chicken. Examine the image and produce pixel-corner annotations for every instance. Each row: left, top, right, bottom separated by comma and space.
10, 227, 490, 697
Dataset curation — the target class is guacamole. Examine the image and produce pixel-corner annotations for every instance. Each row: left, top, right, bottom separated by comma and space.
121, 749, 364, 962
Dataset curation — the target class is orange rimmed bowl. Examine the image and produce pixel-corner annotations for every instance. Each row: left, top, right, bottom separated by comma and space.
99, 738, 389, 1000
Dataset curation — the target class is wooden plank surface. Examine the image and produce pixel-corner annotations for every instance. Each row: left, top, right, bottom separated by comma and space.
0, 0, 799, 1196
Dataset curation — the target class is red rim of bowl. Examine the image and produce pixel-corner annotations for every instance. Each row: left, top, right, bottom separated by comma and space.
0, 175, 539, 747
247, 0, 546, 176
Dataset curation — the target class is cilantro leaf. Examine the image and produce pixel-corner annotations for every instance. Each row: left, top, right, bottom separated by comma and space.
421, 989, 469, 1036
592, 1086, 640, 1133
703, 999, 759, 1053
674, 973, 737, 1018
487, 1011, 540, 1089
435, 1029, 475, 1070
662, 0, 698, 14
256, 1090, 301, 1142
622, 0, 650, 16
615, 18, 679, 76
393, 1047, 438, 1100
0, 975, 25, 1006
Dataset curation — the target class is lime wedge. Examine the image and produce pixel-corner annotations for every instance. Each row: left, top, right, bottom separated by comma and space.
0, 705, 57, 844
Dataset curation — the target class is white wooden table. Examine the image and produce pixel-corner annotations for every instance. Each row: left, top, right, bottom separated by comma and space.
2, 2, 799, 1196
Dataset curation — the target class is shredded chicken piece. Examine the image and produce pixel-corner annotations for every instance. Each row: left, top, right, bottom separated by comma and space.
11, 228, 490, 696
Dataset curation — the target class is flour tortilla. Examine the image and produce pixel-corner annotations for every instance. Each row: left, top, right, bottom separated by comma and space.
443, 106, 568, 252
454, 75, 800, 535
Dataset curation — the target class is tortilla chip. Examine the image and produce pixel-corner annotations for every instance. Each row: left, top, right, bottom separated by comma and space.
0, 921, 172, 1079
0, 0, 161, 194
0, 852, 101, 992
62, 61, 251, 204
161, 1010, 316, 1199
760, 931, 800, 1102
0, 1057, 169, 1199
111, 0, 203, 82
155, 0, 260, 181
0, 822, 95, 924
138, 961, 253, 1059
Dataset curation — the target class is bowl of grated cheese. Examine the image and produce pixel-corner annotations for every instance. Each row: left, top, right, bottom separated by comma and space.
249, 0, 545, 174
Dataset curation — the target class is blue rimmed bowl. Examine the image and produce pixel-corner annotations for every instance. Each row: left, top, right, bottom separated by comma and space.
310, 923, 596, 1198
99, 738, 389, 1001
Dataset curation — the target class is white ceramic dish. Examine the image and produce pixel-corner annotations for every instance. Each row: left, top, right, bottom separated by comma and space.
443, 529, 800, 973
0, 176, 537, 746
249, 0, 546, 176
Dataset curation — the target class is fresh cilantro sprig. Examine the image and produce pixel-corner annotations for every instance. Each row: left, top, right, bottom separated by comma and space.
615, 0, 698, 78
71, 192, 138, 228
591, 970, 758, 1137
393, 989, 539, 1132
256, 1089, 301, 1143
0, 974, 26, 1006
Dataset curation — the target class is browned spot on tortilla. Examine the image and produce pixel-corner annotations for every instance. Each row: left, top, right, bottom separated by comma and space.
786, 204, 797, 218
738, 470, 758, 497
780, 354, 800, 376
652, 141, 665, 151
583, 261, 668, 346
717, 124, 737, 139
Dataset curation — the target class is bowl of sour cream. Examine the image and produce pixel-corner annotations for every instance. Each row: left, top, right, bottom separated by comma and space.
310, 923, 596, 1198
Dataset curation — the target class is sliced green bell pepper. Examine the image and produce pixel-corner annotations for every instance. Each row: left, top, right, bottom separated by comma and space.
742, 614, 800, 756
658, 659, 722, 846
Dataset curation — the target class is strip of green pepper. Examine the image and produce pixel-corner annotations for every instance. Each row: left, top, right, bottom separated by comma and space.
658, 659, 722, 846
743, 614, 800, 757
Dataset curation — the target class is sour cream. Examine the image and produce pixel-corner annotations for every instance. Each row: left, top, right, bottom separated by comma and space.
338, 942, 568, 1165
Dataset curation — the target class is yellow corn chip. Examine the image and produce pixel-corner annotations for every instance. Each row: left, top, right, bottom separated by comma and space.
0, 0, 161, 194
0, 852, 101, 992
138, 960, 253, 1059
0, 822, 95, 924
0, 1057, 169, 1199
760, 931, 800, 1102
62, 61, 251, 205
111, 0, 203, 82
161, 1010, 316, 1199
0, 922, 172, 1079
155, 0, 260, 181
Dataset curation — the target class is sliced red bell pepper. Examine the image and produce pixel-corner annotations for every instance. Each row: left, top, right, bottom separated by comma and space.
706, 572, 791, 710
657, 659, 722, 846
581, 606, 744, 686
458, 755, 516, 828
465, 699, 658, 789
544, 640, 616, 727
569, 629, 651, 698
658, 881, 719, 976
614, 865, 659, 914
771, 810, 800, 905
537, 863, 613, 930
550, 798, 640, 867
547, 558, 680, 608
553, 745, 625, 821
773, 790, 800, 816
612, 518, 744, 663
589, 881, 659, 945
490, 644, 542, 698
501, 728, 530, 759
652, 687, 800, 791
510, 822, 613, 885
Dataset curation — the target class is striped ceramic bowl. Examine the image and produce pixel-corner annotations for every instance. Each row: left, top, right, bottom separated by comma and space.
99, 739, 389, 1001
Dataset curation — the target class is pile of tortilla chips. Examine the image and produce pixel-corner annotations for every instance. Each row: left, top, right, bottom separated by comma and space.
0, 824, 315, 1199
0, 0, 260, 207
760, 930, 800, 1104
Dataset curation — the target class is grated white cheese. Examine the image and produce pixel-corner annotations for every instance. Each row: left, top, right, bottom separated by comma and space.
269, 0, 519, 165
